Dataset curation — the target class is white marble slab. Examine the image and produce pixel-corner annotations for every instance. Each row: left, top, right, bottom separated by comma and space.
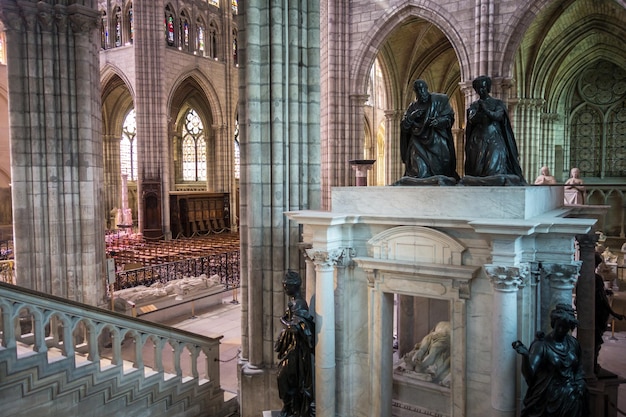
331, 186, 563, 219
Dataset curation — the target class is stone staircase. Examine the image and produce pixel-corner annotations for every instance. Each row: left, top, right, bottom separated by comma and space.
0, 281, 238, 417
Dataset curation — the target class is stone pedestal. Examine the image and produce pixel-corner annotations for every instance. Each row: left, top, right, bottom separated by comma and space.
287, 186, 602, 417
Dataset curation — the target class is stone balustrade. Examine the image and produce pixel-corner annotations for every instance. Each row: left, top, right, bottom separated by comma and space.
0, 281, 229, 416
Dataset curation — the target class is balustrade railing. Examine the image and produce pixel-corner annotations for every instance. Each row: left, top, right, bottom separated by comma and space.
0, 281, 223, 387
584, 183, 626, 239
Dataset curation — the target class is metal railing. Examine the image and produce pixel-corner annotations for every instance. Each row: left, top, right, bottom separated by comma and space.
115, 250, 240, 291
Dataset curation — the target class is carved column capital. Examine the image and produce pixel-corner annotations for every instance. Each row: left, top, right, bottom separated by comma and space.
68, 5, 99, 34
52, 4, 69, 32
0, 4, 23, 32
484, 264, 524, 292
384, 109, 402, 120
305, 247, 354, 269
542, 262, 582, 290
36, 2, 55, 32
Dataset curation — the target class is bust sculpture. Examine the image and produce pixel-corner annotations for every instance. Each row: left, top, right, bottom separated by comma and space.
274, 270, 315, 417
512, 303, 588, 417
394, 79, 459, 186
462, 75, 526, 186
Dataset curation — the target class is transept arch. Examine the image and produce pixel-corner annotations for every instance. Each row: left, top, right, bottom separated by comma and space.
351, 6, 465, 184
350, 3, 470, 97
101, 67, 136, 229
167, 71, 231, 193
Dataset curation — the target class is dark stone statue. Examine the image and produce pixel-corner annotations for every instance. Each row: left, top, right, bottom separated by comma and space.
275, 270, 315, 417
592, 252, 625, 373
462, 75, 526, 186
512, 303, 589, 417
395, 79, 459, 185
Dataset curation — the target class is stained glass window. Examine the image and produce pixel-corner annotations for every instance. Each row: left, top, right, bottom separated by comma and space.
165, 6, 175, 46
128, 4, 134, 44
197, 22, 205, 53
182, 109, 207, 181
232, 30, 237, 65
101, 11, 108, 49
120, 109, 137, 181
232, 0, 238, 14
234, 116, 240, 179
114, 7, 122, 46
0, 32, 6, 65
180, 12, 189, 50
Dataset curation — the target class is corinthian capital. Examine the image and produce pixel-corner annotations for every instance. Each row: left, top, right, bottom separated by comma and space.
305, 247, 354, 269
484, 264, 524, 292
542, 262, 581, 290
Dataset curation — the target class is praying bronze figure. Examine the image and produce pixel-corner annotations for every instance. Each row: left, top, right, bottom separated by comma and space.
275, 270, 315, 417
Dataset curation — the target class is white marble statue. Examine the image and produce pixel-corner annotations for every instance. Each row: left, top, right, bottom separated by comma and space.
396, 321, 451, 387
115, 274, 222, 304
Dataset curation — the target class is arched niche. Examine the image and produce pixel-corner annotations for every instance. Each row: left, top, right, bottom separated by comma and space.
355, 225, 479, 417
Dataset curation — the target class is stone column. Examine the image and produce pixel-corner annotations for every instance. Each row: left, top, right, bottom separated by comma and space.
510, 98, 545, 177
575, 234, 598, 379
384, 110, 403, 183
542, 262, 581, 333
366, 269, 394, 417
103, 134, 122, 229
485, 265, 524, 417
0, 1, 106, 305
133, 0, 168, 235
306, 248, 340, 417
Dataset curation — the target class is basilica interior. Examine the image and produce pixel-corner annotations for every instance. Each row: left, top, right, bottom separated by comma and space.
0, 1, 626, 417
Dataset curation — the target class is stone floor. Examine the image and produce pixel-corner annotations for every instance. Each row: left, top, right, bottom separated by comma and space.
164, 291, 242, 395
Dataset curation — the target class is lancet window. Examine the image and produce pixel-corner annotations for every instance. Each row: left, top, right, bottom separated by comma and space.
180, 11, 190, 51
208, 21, 218, 59
165, 5, 176, 47
232, 29, 238, 66
114, 6, 122, 47
100, 11, 108, 49
234, 115, 240, 180
182, 109, 207, 182
127, 2, 134, 44
120, 109, 138, 181
196, 19, 205, 55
